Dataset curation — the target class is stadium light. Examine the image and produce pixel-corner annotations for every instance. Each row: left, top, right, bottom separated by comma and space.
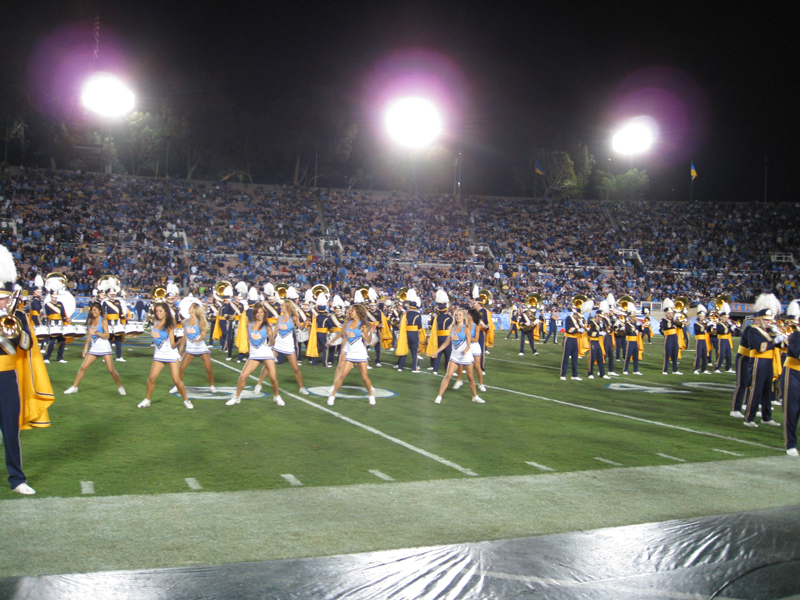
81, 73, 135, 118
385, 97, 442, 149
611, 118, 655, 157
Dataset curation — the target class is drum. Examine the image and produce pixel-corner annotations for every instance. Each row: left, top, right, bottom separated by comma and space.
174, 325, 185, 338
108, 322, 126, 335
296, 328, 310, 343
125, 322, 145, 337
63, 324, 87, 338
48, 323, 63, 336
326, 332, 342, 347
34, 325, 50, 338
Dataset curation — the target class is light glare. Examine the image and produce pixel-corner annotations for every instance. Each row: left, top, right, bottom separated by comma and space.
81, 73, 135, 118
612, 118, 655, 155
385, 97, 442, 149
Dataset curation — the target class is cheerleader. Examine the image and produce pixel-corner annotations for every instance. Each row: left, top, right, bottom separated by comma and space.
451, 308, 487, 393
63, 303, 125, 396
227, 303, 283, 406
431, 309, 484, 404
138, 303, 191, 409
326, 304, 376, 406
255, 300, 308, 395
171, 301, 216, 393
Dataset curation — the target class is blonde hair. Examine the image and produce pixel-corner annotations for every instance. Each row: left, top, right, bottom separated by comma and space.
282, 300, 298, 318
191, 303, 209, 337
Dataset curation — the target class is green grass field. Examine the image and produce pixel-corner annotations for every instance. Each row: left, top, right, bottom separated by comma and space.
7, 335, 784, 500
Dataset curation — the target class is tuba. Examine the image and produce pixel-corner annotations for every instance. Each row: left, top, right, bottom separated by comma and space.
674, 296, 689, 325
570, 294, 588, 312
525, 293, 543, 311
477, 289, 493, 306
311, 284, 330, 300
212, 281, 231, 302
618, 295, 636, 315
714, 294, 731, 313
397, 287, 409, 303
275, 283, 289, 300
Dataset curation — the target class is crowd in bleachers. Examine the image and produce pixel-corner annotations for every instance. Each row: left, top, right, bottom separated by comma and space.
2, 168, 798, 310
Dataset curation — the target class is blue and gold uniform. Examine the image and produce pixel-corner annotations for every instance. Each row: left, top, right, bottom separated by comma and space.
586, 312, 607, 378
660, 309, 682, 375
692, 308, 712, 374
0, 247, 54, 494
731, 323, 752, 416
622, 316, 643, 375
744, 321, 783, 426
782, 309, 800, 454
715, 313, 737, 373
397, 290, 423, 372
560, 310, 583, 379
427, 295, 453, 374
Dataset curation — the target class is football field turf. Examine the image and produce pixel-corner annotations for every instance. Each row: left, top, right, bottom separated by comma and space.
2, 335, 796, 577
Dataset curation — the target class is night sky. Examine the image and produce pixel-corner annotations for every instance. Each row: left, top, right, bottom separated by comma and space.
1, 1, 793, 201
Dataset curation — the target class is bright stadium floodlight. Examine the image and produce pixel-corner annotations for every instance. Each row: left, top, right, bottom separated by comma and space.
611, 118, 655, 156
385, 97, 442, 149
81, 73, 135, 118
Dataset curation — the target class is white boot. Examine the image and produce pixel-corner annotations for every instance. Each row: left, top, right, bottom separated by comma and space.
226, 396, 240, 406
274, 395, 285, 406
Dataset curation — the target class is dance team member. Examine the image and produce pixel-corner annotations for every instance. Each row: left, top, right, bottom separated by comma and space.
138, 303, 191, 409
326, 304, 376, 406
228, 303, 283, 406
432, 308, 484, 404
63, 302, 125, 396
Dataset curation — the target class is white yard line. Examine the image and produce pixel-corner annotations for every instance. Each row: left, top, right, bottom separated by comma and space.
525, 461, 554, 472
656, 453, 686, 462
281, 474, 303, 487
80, 481, 95, 495
368, 470, 395, 481
185, 478, 203, 490
594, 457, 623, 466
211, 358, 479, 478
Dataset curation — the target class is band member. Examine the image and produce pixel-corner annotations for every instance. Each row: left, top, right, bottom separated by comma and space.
708, 311, 720, 364
327, 295, 345, 366
471, 286, 494, 373
397, 289, 424, 373
744, 294, 783, 428
172, 301, 216, 394
138, 303, 191, 409
560, 302, 584, 380
369, 289, 391, 367
600, 299, 619, 376
63, 302, 125, 396
543, 308, 559, 344
28, 275, 45, 350
100, 282, 126, 363
0, 245, 54, 495
614, 313, 627, 362
661, 299, 682, 375
206, 295, 220, 348
518, 308, 539, 356
693, 304, 713, 374
222, 286, 244, 361
642, 308, 653, 343
255, 299, 308, 395
432, 308, 484, 404
730, 314, 753, 418
586, 307, 609, 379
326, 304, 376, 406
42, 274, 70, 364
227, 303, 283, 407
715, 305, 737, 373
782, 301, 800, 456
310, 292, 331, 367
427, 289, 453, 374
506, 306, 520, 340
622, 309, 643, 375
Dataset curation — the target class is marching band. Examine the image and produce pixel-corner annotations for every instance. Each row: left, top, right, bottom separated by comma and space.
3, 266, 799, 459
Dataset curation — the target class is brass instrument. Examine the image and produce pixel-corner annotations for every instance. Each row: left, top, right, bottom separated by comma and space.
0, 289, 23, 338
45, 272, 68, 289
275, 283, 289, 299
397, 287, 409, 303
714, 294, 730, 312
311, 284, 330, 300
570, 294, 588, 312
212, 281, 232, 302
525, 293, 543, 311
673, 296, 689, 325
618, 295, 636, 315
477, 289, 493, 306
